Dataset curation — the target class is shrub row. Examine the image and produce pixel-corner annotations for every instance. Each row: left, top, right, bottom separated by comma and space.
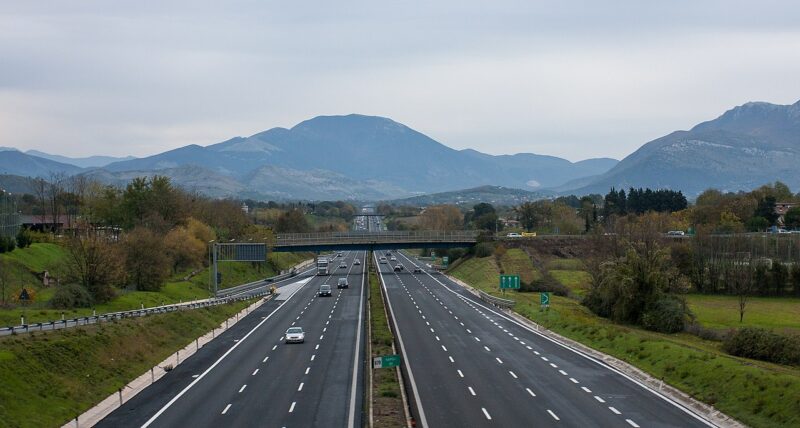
723, 327, 800, 366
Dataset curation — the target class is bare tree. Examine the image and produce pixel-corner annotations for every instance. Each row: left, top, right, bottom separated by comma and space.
729, 258, 754, 323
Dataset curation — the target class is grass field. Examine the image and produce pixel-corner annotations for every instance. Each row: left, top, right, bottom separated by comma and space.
498, 249, 541, 284
450, 256, 800, 428
0, 300, 252, 428
550, 270, 592, 296
686, 295, 800, 335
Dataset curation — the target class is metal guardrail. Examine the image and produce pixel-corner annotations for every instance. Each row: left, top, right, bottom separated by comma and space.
0, 291, 270, 336
478, 290, 516, 308
275, 230, 480, 247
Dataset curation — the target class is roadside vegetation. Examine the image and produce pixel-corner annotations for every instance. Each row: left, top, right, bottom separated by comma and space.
368, 255, 406, 427
0, 301, 252, 428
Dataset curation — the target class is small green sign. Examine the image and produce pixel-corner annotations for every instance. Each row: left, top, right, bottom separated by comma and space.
499, 275, 520, 289
540, 292, 550, 306
373, 354, 401, 369
442, 256, 449, 267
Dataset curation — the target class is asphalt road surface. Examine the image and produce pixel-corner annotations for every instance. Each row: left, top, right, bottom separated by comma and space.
378, 250, 713, 428
98, 250, 367, 428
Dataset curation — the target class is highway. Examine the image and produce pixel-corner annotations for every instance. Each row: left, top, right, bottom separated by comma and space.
378, 250, 714, 428
98, 249, 368, 428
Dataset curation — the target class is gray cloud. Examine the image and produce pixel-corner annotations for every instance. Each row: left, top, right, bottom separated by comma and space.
1, 0, 799, 161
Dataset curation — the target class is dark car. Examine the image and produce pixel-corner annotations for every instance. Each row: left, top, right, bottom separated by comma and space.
413, 266, 422, 273
393, 264, 404, 272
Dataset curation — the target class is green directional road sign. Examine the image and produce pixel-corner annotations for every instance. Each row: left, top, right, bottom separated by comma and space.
540, 292, 550, 306
499, 274, 520, 290
373, 354, 401, 369
442, 256, 449, 267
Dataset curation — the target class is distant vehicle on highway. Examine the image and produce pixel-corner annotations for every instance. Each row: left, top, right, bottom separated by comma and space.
317, 257, 330, 275
379, 257, 388, 264
413, 266, 422, 273
353, 259, 361, 265
319, 284, 332, 297
393, 264, 404, 272
337, 252, 343, 257
390, 256, 397, 261
506, 232, 522, 238
521, 232, 537, 238
285, 327, 305, 343
339, 262, 347, 269
337, 277, 349, 289
667, 230, 685, 236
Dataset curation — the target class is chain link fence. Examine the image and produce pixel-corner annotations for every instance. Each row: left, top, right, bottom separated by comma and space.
0, 190, 20, 238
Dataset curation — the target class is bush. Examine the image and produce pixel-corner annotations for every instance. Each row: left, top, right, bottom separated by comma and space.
521, 274, 569, 296
685, 323, 726, 341
16, 228, 32, 249
723, 327, 800, 366
473, 242, 494, 258
641, 295, 691, 333
49, 284, 93, 309
0, 235, 16, 253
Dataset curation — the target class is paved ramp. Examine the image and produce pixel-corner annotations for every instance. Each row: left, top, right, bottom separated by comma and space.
275, 277, 314, 301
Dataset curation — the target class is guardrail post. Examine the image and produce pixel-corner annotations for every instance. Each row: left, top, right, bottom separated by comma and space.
118, 388, 123, 406
176, 350, 180, 364
151, 367, 154, 383
196, 338, 199, 351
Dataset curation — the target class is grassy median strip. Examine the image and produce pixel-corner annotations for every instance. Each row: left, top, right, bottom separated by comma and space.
451, 255, 800, 428
0, 300, 252, 428
369, 257, 406, 427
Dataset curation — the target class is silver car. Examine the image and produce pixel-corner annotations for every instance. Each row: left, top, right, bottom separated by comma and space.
285, 327, 305, 343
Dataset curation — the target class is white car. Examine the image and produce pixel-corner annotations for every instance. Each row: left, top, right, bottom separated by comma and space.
506, 232, 522, 238
285, 327, 305, 343
353, 259, 361, 265
390, 256, 397, 261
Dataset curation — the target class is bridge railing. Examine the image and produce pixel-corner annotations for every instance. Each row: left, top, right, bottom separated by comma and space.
275, 230, 481, 246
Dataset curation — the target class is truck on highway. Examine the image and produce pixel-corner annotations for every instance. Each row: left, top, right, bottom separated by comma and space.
317, 257, 330, 275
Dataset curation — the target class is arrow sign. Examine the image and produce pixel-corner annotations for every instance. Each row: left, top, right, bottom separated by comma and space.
499, 274, 520, 289
540, 292, 550, 306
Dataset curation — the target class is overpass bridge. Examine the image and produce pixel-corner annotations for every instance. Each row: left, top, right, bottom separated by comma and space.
272, 230, 480, 252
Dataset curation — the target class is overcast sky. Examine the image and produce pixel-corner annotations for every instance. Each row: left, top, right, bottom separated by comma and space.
1, 1, 799, 162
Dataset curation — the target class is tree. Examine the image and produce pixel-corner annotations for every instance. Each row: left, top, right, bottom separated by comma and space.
754, 196, 778, 226
784, 207, 800, 229
420, 205, 462, 230
122, 227, 170, 291
164, 227, 206, 273
276, 209, 311, 233
65, 234, 123, 303
728, 260, 754, 323
514, 202, 538, 231
717, 210, 744, 233
584, 242, 689, 330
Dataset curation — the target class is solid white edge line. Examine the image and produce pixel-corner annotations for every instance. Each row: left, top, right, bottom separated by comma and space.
401, 251, 718, 428
140, 276, 309, 428
376, 252, 429, 428
347, 250, 366, 428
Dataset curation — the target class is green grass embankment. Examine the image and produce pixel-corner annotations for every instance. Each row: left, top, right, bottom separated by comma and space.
369, 256, 406, 427
0, 248, 312, 326
450, 255, 800, 428
0, 301, 252, 428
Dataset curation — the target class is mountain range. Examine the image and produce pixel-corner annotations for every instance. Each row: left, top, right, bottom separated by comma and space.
560, 100, 800, 196
0, 115, 617, 200
1, 99, 798, 200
